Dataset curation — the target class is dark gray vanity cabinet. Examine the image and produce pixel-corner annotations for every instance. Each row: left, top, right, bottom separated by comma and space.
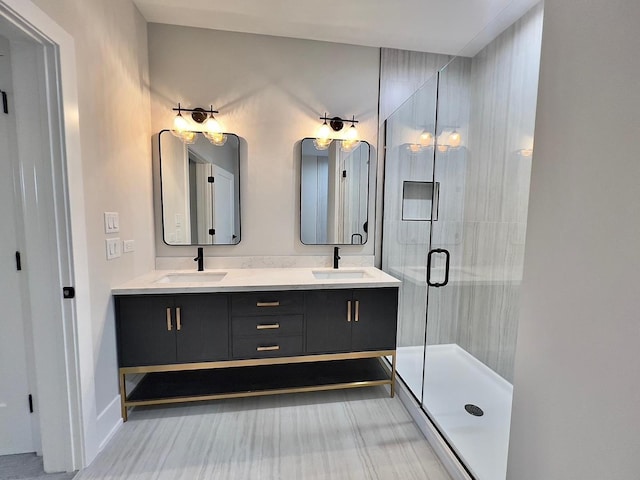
305, 288, 398, 354
116, 285, 398, 422
115, 294, 229, 367
230, 291, 305, 360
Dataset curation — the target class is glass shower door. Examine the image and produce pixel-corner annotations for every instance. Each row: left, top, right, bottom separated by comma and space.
381, 76, 438, 400
421, 53, 530, 480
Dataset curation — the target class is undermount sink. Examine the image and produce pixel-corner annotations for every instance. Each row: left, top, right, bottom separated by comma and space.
312, 270, 370, 280
155, 272, 227, 284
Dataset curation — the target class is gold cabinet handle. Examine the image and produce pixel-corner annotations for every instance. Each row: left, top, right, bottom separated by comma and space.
256, 323, 280, 330
176, 307, 181, 331
166, 307, 172, 331
347, 300, 352, 322
355, 300, 360, 322
256, 345, 280, 352
256, 301, 280, 307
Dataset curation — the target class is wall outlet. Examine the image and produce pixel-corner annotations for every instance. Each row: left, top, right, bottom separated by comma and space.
104, 212, 119, 233
106, 238, 121, 260
123, 239, 135, 253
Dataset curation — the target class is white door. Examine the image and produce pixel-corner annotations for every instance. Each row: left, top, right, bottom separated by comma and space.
213, 166, 235, 244
0, 36, 34, 455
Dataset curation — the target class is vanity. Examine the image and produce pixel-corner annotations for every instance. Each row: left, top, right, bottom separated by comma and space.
113, 267, 400, 421
121, 128, 394, 420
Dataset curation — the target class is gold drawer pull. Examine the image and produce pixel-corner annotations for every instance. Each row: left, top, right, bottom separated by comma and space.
166, 308, 172, 331
257, 345, 280, 352
256, 323, 280, 330
347, 300, 352, 322
355, 300, 360, 322
176, 307, 181, 331
256, 301, 280, 307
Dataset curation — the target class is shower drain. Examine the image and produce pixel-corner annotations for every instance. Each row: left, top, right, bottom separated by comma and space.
464, 404, 484, 417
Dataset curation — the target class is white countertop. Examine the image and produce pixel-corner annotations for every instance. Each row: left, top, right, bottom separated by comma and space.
112, 267, 401, 295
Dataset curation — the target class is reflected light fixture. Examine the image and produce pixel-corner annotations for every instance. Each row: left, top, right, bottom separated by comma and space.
419, 130, 434, 147
171, 104, 227, 146
517, 148, 533, 157
448, 130, 462, 148
435, 129, 463, 153
409, 128, 462, 154
314, 113, 360, 151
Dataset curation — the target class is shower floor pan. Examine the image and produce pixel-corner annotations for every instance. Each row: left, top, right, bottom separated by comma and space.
396, 344, 513, 480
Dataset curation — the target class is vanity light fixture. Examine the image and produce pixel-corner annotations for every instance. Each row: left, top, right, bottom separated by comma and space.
314, 113, 360, 151
171, 104, 228, 146
341, 116, 360, 152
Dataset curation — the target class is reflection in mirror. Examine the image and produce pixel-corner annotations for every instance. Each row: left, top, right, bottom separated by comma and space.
300, 138, 370, 245
160, 130, 240, 245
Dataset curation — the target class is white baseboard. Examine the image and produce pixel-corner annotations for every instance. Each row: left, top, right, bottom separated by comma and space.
396, 378, 474, 480
96, 395, 122, 452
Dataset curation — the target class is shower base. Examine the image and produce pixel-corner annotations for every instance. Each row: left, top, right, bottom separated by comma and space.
396, 344, 513, 480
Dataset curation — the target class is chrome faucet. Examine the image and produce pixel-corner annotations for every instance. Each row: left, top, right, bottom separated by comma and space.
333, 247, 340, 269
194, 247, 204, 271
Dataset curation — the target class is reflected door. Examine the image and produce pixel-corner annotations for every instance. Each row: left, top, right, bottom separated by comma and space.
213, 166, 235, 244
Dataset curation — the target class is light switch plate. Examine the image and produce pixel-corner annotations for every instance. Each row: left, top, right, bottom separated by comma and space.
104, 212, 119, 233
123, 239, 135, 253
106, 238, 121, 260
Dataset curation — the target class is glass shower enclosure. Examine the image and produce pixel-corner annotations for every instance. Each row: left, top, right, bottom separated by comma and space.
381, 9, 542, 476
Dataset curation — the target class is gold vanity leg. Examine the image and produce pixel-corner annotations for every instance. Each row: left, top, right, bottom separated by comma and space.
390, 351, 397, 398
119, 370, 128, 422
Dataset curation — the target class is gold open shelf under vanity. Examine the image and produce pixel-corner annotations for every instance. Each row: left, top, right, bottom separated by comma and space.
119, 350, 396, 421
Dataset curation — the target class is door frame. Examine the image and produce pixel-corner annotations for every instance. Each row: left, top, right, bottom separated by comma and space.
0, 0, 94, 473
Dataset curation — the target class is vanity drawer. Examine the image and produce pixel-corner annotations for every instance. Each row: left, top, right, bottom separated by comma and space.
232, 314, 303, 337
231, 291, 304, 316
232, 335, 303, 359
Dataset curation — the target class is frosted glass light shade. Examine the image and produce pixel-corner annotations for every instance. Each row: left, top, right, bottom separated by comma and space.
313, 138, 332, 150
180, 130, 197, 144
204, 115, 222, 134
317, 121, 331, 139
171, 112, 189, 138
204, 131, 227, 146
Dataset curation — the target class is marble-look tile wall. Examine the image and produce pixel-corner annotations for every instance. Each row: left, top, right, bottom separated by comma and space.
451, 3, 543, 382
382, 4, 543, 383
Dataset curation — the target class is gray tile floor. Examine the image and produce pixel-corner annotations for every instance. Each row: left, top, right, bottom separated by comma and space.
75, 387, 451, 480
0, 453, 75, 480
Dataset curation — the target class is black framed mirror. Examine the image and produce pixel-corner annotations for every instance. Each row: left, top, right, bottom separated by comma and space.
300, 138, 370, 245
159, 130, 240, 245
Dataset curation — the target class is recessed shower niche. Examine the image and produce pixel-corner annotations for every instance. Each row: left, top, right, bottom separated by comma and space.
402, 181, 439, 221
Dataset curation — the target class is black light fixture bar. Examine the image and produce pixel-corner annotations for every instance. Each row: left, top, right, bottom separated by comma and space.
172, 105, 219, 115
319, 113, 359, 132
173, 103, 219, 124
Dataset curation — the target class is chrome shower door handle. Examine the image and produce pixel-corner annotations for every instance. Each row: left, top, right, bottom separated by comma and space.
426, 248, 450, 287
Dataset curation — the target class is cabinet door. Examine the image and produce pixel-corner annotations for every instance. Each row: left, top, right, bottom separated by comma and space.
116, 295, 176, 367
351, 288, 398, 351
175, 294, 229, 363
305, 290, 353, 354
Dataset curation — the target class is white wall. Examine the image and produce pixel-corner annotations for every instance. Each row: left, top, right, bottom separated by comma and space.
507, 1, 640, 478
148, 24, 380, 260
31, 0, 154, 456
